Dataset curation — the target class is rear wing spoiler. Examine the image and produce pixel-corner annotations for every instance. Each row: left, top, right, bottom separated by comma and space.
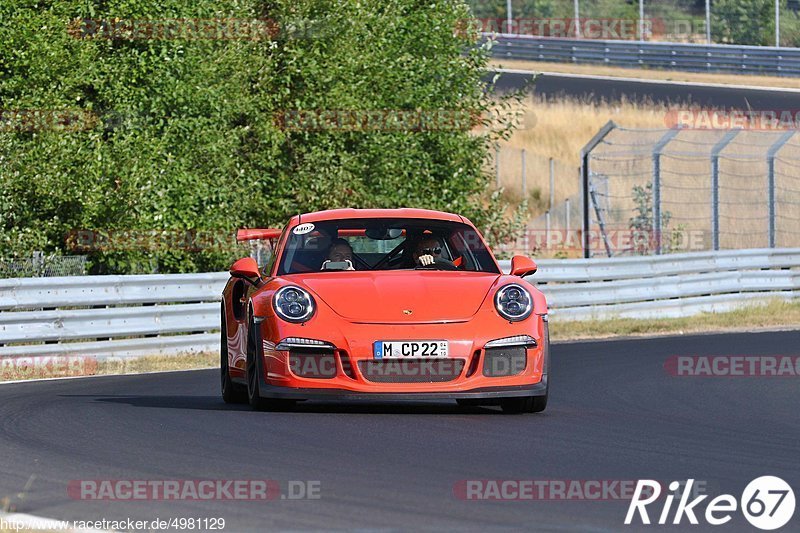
236, 228, 282, 242
237, 229, 281, 269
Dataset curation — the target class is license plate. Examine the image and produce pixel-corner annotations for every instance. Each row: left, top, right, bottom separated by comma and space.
373, 340, 448, 359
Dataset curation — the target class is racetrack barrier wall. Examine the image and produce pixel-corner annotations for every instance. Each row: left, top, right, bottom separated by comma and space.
487, 34, 800, 77
0, 248, 797, 358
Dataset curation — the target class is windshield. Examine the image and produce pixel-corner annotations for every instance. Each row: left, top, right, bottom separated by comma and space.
277, 218, 500, 275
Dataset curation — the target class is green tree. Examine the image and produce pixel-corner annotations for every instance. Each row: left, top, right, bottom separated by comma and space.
712, 0, 775, 45
1, 0, 522, 273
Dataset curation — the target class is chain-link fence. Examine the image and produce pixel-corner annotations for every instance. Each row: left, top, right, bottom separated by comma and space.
581, 122, 800, 257
0, 252, 87, 278
491, 144, 577, 213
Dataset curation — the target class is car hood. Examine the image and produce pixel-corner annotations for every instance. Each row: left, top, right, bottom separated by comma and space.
296, 271, 501, 323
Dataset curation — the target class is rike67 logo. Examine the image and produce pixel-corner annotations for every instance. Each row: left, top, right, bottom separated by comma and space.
625, 477, 795, 530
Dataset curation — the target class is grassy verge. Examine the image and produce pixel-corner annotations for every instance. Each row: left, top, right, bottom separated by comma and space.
549, 300, 800, 341
489, 58, 800, 89
0, 351, 217, 384
98, 351, 218, 374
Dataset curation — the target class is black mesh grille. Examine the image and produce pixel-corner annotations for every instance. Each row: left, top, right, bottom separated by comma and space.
290, 351, 337, 379
358, 359, 465, 383
483, 346, 527, 377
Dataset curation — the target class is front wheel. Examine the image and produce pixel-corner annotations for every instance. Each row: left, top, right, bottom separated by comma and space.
246, 319, 295, 412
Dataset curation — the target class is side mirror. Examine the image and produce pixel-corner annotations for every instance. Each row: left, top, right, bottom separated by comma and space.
230, 257, 261, 283
510, 255, 537, 277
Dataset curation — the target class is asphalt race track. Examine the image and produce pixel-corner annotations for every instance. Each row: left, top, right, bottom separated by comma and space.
0, 330, 798, 532
487, 70, 800, 109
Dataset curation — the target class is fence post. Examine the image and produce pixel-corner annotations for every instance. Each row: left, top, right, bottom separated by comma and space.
549, 157, 555, 210
565, 198, 571, 236
33, 251, 45, 277
652, 129, 680, 255
495, 144, 501, 188
545, 211, 551, 252
580, 120, 617, 258
767, 130, 794, 248
710, 130, 740, 251
521, 149, 527, 198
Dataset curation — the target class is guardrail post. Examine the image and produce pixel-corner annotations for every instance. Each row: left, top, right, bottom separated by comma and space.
580, 121, 617, 258
652, 129, 680, 255
767, 130, 795, 248
710, 130, 740, 251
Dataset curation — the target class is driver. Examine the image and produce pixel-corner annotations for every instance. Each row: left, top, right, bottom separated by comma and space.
413, 237, 445, 267
321, 238, 355, 270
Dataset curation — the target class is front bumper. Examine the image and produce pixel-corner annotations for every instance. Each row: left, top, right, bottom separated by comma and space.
250, 312, 549, 399
255, 379, 548, 401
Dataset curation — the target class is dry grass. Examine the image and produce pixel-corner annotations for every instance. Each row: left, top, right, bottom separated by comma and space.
0, 351, 217, 383
549, 300, 800, 341
97, 351, 216, 375
488, 90, 800, 252
489, 94, 670, 216
490, 58, 800, 90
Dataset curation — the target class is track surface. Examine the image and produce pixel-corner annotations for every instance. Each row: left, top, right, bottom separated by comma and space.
487, 70, 800, 109
0, 330, 798, 532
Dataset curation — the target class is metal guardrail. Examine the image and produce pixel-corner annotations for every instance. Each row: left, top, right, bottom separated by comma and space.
487, 34, 800, 76
0, 249, 797, 358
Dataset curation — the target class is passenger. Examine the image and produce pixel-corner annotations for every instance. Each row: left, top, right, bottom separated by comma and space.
321, 238, 355, 270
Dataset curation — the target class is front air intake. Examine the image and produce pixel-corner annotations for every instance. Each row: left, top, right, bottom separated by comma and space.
358, 359, 465, 383
482, 346, 527, 377
289, 349, 337, 379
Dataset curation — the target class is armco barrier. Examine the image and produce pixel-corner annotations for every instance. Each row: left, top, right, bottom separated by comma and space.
0, 249, 797, 358
487, 34, 800, 77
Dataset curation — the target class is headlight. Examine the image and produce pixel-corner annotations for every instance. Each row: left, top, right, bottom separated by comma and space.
494, 283, 533, 322
273, 286, 315, 323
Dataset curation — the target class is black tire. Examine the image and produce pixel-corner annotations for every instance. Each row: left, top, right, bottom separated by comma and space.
221, 310, 246, 404
502, 318, 550, 414
245, 318, 295, 412
500, 394, 547, 414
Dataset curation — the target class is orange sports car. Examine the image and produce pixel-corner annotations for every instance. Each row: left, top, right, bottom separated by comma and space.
220, 208, 549, 413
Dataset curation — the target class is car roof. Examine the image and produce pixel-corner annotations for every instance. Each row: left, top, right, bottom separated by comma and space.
289, 208, 466, 225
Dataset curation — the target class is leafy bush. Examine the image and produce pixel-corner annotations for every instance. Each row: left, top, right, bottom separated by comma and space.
1, 0, 523, 273
712, 0, 775, 45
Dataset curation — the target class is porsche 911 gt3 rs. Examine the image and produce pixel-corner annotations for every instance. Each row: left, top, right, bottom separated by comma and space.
220, 208, 549, 413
